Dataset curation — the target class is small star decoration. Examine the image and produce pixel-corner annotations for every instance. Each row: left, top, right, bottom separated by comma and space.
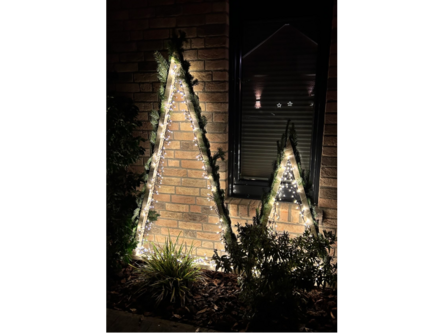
277, 103, 282, 108
287, 101, 293, 106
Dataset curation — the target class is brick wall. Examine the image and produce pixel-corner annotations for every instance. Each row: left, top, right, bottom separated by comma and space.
107, 0, 337, 259
107, 0, 230, 257
318, 2, 337, 246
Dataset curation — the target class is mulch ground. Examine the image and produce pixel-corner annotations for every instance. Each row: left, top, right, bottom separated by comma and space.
107, 261, 337, 332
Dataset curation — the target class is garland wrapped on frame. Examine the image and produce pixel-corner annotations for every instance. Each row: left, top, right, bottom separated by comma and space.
133, 32, 237, 258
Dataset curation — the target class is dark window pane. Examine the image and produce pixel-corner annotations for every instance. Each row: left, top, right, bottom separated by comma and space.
240, 23, 318, 179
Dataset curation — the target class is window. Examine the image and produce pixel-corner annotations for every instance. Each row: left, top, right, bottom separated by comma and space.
228, 0, 333, 202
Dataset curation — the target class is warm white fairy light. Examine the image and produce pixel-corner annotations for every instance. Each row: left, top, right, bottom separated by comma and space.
136, 59, 233, 266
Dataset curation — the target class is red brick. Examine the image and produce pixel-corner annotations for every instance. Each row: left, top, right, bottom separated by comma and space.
212, 71, 228, 81
179, 122, 194, 132
158, 185, 175, 194
320, 167, 337, 178
205, 13, 228, 25
182, 213, 208, 223
188, 60, 204, 70
322, 147, 337, 157
115, 83, 140, 92
321, 157, 337, 167
174, 132, 195, 141
206, 133, 227, 142
165, 141, 181, 150
174, 150, 199, 159
159, 211, 183, 220
320, 188, 337, 200
204, 60, 229, 70
323, 136, 337, 147
201, 241, 214, 248
213, 113, 228, 122
204, 81, 228, 91
168, 160, 180, 167
197, 24, 228, 37
191, 38, 205, 48
196, 197, 212, 206
150, 18, 176, 28
182, 178, 207, 188
212, 2, 229, 13
170, 112, 186, 121
165, 203, 189, 212
197, 232, 220, 241
177, 15, 206, 27
324, 124, 337, 135
114, 63, 138, 72
143, 29, 170, 40
318, 198, 337, 209
137, 40, 162, 51
208, 216, 220, 224
183, 3, 212, 15
178, 221, 202, 230
203, 224, 220, 232
163, 168, 187, 177
326, 102, 337, 113
188, 168, 205, 179
196, 248, 212, 257
320, 178, 337, 189
177, 27, 197, 38
190, 205, 201, 213
130, 31, 143, 40
129, 7, 155, 19
325, 114, 337, 124
206, 103, 228, 112
197, 92, 228, 103
140, 83, 152, 92
326, 90, 337, 102
176, 187, 200, 196
160, 228, 182, 237
176, 238, 202, 247
156, 219, 178, 227
156, 4, 182, 16
205, 123, 226, 133
198, 48, 228, 60
124, 20, 149, 30
107, 31, 131, 42
172, 195, 196, 204
133, 93, 158, 102
161, 177, 182, 186
134, 73, 158, 82
119, 52, 144, 62
189, 71, 212, 82
153, 194, 170, 202
183, 50, 198, 60
181, 160, 204, 170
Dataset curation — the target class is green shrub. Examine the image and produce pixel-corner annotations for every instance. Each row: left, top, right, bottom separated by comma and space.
213, 215, 337, 322
128, 233, 204, 306
107, 95, 146, 272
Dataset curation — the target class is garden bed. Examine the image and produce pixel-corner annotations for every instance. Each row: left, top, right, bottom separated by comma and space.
107, 262, 337, 332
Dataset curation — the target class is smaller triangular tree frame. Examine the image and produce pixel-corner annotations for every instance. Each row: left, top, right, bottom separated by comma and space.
260, 140, 317, 237
134, 50, 237, 258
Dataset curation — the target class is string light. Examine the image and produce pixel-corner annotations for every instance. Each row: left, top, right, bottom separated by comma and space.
135, 59, 232, 267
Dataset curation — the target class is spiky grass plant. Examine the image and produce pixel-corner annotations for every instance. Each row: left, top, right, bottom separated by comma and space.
128, 233, 203, 306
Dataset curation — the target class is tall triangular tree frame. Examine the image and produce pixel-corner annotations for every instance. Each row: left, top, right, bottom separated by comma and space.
134, 52, 236, 258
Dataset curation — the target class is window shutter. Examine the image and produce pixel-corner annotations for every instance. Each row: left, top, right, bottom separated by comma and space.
240, 24, 318, 180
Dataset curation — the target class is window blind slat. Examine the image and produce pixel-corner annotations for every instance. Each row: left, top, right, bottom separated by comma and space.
240, 24, 318, 179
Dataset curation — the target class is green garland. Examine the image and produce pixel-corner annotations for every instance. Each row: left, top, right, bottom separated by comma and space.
136, 32, 237, 256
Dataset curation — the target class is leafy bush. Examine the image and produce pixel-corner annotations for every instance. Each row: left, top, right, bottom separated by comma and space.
128, 233, 204, 306
213, 215, 337, 323
107, 95, 146, 272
